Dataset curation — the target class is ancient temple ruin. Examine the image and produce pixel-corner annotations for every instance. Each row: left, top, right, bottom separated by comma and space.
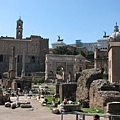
76, 68, 120, 109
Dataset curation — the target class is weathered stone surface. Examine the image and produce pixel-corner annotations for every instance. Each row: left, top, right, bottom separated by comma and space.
59, 83, 77, 101
57, 104, 81, 112
76, 68, 102, 102
90, 79, 120, 109
104, 102, 120, 120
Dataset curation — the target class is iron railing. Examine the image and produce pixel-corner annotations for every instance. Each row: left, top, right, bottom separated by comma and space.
61, 111, 120, 120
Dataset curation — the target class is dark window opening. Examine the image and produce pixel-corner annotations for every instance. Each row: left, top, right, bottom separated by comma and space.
17, 56, 19, 63
32, 56, 35, 63
0, 55, 3, 62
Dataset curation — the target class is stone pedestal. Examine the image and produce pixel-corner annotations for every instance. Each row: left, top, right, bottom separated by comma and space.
104, 102, 120, 120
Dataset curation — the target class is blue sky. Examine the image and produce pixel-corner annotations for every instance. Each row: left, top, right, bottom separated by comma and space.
0, 0, 120, 48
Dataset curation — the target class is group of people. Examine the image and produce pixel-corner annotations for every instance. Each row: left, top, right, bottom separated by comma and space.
13, 89, 33, 106
51, 96, 67, 106
51, 96, 100, 120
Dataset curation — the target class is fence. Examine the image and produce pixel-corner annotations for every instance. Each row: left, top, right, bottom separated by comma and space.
61, 111, 120, 120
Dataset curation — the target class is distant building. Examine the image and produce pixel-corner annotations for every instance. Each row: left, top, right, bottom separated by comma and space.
51, 36, 66, 49
76, 40, 83, 47
85, 59, 94, 69
0, 18, 49, 76
82, 42, 97, 52
108, 23, 120, 83
94, 47, 108, 73
97, 32, 109, 49
75, 54, 86, 72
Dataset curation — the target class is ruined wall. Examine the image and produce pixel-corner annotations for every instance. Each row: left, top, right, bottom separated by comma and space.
59, 83, 77, 101
76, 68, 102, 102
90, 79, 120, 109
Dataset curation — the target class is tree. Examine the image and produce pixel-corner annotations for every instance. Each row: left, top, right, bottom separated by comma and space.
52, 46, 94, 62
52, 46, 79, 55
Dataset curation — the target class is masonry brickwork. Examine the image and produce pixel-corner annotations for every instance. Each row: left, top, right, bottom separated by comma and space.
0, 18, 49, 75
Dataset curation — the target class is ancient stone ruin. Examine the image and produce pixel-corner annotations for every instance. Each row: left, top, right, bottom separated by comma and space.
76, 68, 102, 102
90, 79, 120, 109
76, 68, 120, 109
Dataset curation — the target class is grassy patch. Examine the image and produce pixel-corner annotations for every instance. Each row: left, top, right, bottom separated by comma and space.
44, 96, 59, 103
81, 107, 104, 114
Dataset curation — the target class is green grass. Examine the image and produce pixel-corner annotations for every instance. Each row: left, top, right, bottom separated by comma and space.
81, 107, 104, 114
43, 95, 104, 114
44, 96, 59, 103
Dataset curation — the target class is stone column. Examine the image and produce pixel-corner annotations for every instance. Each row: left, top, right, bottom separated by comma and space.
45, 61, 48, 81
11, 46, 15, 70
64, 62, 67, 83
21, 50, 25, 78
15, 55, 18, 77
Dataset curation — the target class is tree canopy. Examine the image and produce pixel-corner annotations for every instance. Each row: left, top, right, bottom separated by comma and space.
52, 46, 94, 61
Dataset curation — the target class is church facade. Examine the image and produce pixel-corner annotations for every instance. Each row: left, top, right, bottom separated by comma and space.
0, 18, 49, 76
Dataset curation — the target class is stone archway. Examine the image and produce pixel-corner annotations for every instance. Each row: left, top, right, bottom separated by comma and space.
45, 54, 75, 82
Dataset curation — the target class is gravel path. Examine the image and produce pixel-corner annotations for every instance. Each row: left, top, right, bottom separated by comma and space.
0, 96, 104, 120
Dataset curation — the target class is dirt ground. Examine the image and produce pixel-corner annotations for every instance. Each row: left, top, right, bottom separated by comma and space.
0, 96, 104, 120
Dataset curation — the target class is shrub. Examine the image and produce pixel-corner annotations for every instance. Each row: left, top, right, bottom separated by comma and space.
32, 77, 45, 84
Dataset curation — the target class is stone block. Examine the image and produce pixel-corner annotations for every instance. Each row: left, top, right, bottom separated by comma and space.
21, 104, 32, 108
5, 102, 11, 107
104, 102, 120, 120
11, 103, 16, 109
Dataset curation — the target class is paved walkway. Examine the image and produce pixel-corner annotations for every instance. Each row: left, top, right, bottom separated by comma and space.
0, 96, 104, 120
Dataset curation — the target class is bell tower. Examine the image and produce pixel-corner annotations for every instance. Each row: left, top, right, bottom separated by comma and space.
16, 17, 23, 39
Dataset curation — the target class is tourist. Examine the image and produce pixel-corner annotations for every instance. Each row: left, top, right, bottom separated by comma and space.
52, 96, 55, 106
29, 90, 32, 99
93, 114, 100, 120
63, 97, 67, 104
16, 89, 19, 107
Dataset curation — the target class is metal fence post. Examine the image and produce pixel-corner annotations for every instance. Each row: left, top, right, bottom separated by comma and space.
76, 113, 78, 120
82, 114, 85, 120
61, 113, 63, 120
